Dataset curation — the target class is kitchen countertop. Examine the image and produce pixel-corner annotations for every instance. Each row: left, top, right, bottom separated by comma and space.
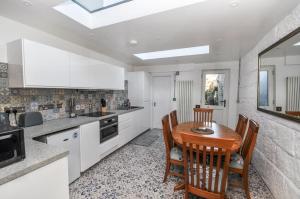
0, 107, 143, 185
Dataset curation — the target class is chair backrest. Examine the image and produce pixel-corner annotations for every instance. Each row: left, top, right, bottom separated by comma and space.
235, 114, 248, 139
161, 115, 173, 157
240, 119, 259, 166
181, 133, 234, 198
170, 110, 178, 128
193, 108, 213, 124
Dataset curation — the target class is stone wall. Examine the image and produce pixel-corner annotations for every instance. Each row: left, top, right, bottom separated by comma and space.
0, 62, 128, 121
238, 4, 300, 199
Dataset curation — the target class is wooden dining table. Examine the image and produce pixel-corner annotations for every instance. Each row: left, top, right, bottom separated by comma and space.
172, 122, 242, 152
171, 121, 243, 191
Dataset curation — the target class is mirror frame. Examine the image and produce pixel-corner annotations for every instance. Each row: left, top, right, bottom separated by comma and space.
257, 27, 300, 123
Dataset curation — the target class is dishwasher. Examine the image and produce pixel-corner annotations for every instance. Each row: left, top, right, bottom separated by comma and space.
38, 128, 81, 184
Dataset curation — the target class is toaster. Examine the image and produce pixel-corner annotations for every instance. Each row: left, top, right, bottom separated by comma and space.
18, 112, 43, 127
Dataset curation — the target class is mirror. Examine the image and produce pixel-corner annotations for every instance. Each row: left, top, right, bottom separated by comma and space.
258, 27, 300, 122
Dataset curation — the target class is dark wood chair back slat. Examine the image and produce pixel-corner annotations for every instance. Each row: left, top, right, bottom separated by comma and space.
193, 108, 213, 124
162, 115, 173, 156
181, 133, 234, 199
170, 110, 178, 128
240, 119, 259, 165
235, 114, 248, 139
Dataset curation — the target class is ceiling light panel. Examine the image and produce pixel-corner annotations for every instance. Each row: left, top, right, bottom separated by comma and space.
134, 45, 209, 60
294, 41, 300, 46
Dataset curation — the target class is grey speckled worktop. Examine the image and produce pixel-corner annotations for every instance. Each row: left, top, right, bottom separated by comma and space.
0, 107, 143, 186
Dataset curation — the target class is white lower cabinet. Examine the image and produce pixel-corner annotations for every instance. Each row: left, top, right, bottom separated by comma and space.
80, 109, 150, 172
118, 109, 150, 146
0, 157, 69, 199
119, 112, 134, 146
80, 121, 100, 172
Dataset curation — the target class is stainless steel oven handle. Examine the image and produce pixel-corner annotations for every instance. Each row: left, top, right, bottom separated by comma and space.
100, 123, 118, 130
0, 134, 13, 140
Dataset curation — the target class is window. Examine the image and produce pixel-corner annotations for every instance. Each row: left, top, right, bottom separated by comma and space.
204, 74, 225, 106
259, 70, 269, 106
72, 0, 132, 13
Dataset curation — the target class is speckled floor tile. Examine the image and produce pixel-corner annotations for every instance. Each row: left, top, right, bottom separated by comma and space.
69, 129, 274, 199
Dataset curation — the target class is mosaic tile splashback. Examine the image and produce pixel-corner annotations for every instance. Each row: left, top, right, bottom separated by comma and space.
0, 62, 128, 121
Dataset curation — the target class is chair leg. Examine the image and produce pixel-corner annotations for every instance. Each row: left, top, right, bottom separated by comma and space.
184, 191, 189, 199
243, 172, 251, 199
163, 160, 170, 183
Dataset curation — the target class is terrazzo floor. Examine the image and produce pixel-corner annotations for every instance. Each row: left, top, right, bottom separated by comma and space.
69, 129, 274, 199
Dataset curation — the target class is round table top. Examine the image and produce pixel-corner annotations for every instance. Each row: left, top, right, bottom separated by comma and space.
172, 122, 242, 152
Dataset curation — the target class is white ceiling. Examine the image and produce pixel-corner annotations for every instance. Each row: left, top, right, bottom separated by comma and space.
0, 0, 299, 66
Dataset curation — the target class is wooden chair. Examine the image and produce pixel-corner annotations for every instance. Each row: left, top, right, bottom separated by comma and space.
170, 110, 178, 129
161, 115, 183, 182
235, 114, 248, 140
229, 119, 259, 199
193, 108, 213, 124
181, 134, 234, 199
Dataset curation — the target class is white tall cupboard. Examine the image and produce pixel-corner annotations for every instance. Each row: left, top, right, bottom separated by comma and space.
127, 72, 151, 131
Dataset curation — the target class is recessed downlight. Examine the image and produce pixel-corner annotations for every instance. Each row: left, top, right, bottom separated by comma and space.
22, 0, 33, 7
229, 0, 240, 7
129, 40, 138, 46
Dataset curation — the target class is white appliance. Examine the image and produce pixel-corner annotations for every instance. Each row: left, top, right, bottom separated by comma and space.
40, 128, 81, 184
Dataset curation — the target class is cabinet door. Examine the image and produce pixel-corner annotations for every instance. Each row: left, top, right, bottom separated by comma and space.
69, 53, 91, 88
23, 40, 70, 87
128, 72, 144, 106
143, 72, 151, 101
142, 103, 151, 132
80, 121, 100, 172
84, 59, 124, 90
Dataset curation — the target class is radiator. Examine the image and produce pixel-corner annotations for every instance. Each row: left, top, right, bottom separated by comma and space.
286, 76, 300, 111
176, 80, 193, 122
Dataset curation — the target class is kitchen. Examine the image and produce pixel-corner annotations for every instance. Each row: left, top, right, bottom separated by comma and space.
0, 1, 300, 199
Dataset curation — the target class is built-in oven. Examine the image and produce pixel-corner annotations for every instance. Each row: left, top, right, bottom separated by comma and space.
100, 116, 118, 143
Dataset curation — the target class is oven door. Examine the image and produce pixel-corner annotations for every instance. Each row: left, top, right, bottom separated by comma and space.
100, 123, 118, 144
0, 134, 19, 168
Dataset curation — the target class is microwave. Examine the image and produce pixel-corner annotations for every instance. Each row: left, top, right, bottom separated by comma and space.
0, 125, 25, 168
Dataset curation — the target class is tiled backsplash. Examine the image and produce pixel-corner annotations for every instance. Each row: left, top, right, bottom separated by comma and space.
0, 62, 128, 121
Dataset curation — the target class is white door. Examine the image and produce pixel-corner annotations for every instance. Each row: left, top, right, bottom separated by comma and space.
152, 76, 172, 129
201, 70, 229, 125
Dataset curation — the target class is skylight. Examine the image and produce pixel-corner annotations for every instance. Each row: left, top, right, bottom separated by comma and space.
134, 45, 210, 60
54, 0, 208, 29
294, 41, 300, 46
72, 0, 132, 13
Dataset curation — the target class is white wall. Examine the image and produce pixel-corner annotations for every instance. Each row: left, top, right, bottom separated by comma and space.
134, 61, 239, 128
238, 3, 300, 199
0, 16, 131, 71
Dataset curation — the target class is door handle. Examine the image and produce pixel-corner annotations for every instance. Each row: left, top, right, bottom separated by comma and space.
153, 102, 156, 107
220, 100, 226, 107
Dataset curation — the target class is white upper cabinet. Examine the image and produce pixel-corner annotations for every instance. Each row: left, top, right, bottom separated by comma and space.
8, 39, 70, 88
69, 53, 90, 88
7, 39, 125, 90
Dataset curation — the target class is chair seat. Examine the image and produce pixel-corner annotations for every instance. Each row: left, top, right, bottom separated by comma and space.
170, 147, 183, 161
230, 153, 244, 169
189, 166, 227, 192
